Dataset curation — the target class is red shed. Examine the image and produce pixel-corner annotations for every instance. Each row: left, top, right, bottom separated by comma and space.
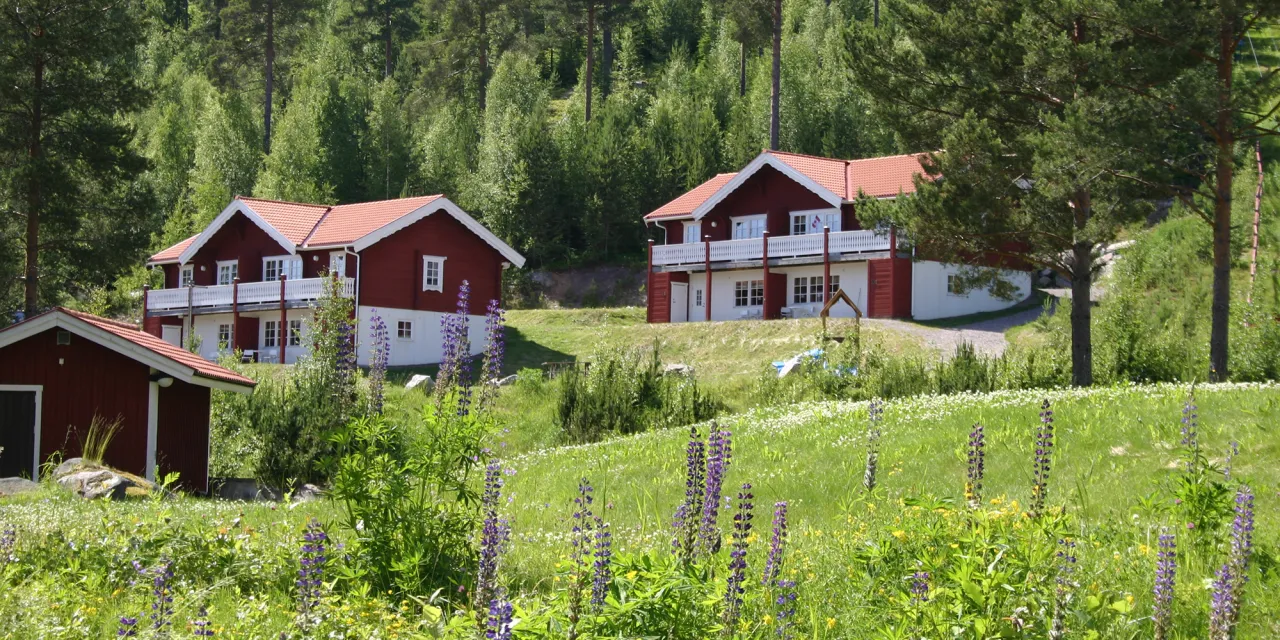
0, 308, 255, 492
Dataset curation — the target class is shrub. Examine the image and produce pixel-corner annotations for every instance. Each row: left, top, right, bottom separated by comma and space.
556, 344, 717, 443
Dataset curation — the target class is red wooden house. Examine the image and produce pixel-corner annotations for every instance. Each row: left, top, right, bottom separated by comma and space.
144, 195, 525, 366
0, 308, 255, 492
644, 150, 1032, 323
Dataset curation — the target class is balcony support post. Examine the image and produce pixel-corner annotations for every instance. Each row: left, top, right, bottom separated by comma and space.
823, 226, 831, 303
186, 283, 194, 348
279, 275, 287, 365
704, 235, 712, 322
646, 240, 654, 323
141, 284, 150, 332
762, 231, 771, 320
231, 277, 240, 353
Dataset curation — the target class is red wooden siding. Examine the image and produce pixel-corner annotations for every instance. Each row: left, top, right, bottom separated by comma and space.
156, 379, 211, 492
646, 272, 688, 323
358, 208, 505, 313
840, 203, 863, 232
187, 212, 293, 285
236, 316, 260, 351
0, 328, 150, 477
867, 258, 912, 318
694, 166, 833, 242
144, 316, 181, 339
300, 249, 354, 278
764, 271, 787, 319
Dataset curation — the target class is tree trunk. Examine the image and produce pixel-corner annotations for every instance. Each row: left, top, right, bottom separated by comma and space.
263, 0, 274, 154
873, 0, 879, 27
769, 0, 781, 150
23, 55, 44, 317
601, 0, 612, 98
1068, 190, 1094, 387
384, 4, 393, 78
585, 2, 595, 123
1208, 13, 1235, 382
739, 39, 747, 97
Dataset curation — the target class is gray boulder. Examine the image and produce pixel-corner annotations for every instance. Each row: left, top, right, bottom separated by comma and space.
0, 477, 39, 497
405, 374, 431, 390
663, 363, 695, 377
488, 374, 519, 387
58, 469, 137, 500
292, 483, 325, 502
52, 457, 88, 479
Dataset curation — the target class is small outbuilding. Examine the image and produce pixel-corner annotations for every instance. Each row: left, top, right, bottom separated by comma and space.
0, 308, 255, 492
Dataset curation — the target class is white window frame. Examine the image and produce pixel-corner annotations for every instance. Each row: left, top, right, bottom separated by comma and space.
423, 255, 446, 292
793, 277, 811, 304
694, 288, 703, 307
263, 320, 279, 348
288, 319, 303, 346
829, 274, 841, 298
946, 274, 969, 297
216, 260, 239, 285
217, 323, 232, 349
179, 265, 194, 288
789, 208, 841, 235
329, 252, 347, 277
730, 214, 767, 240
263, 255, 302, 281
683, 222, 702, 244
734, 280, 764, 307
397, 320, 414, 341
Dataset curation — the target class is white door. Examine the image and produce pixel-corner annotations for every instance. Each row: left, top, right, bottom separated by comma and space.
161, 325, 181, 347
671, 282, 689, 323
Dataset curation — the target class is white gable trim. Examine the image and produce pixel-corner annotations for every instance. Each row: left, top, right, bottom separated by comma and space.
0, 312, 253, 394
690, 152, 843, 221
349, 196, 527, 268
177, 199, 298, 265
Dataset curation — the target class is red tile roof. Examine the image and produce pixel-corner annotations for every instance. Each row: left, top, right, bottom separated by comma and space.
149, 235, 198, 263
238, 197, 331, 245
644, 173, 738, 220
643, 151, 930, 220
305, 195, 444, 246
55, 308, 257, 387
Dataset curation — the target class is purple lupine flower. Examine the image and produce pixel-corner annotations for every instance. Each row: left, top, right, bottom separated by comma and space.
477, 300, 507, 411
568, 479, 595, 639
1208, 563, 1236, 640
761, 501, 788, 585
965, 423, 985, 507
1049, 538, 1077, 640
864, 399, 884, 492
1224, 441, 1239, 482
722, 483, 754, 636
1181, 389, 1199, 473
192, 607, 214, 637
475, 460, 509, 612
700, 426, 732, 556
436, 280, 474, 415
672, 427, 706, 563
909, 571, 930, 603
117, 616, 138, 637
590, 516, 613, 612
140, 558, 175, 634
485, 595, 514, 640
297, 519, 328, 628
1211, 484, 1256, 637
0, 524, 15, 565
368, 310, 390, 414
1030, 399, 1055, 518
773, 579, 798, 639
1153, 530, 1176, 640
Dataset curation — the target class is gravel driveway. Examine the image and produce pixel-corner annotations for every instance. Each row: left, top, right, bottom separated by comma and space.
867, 305, 1046, 357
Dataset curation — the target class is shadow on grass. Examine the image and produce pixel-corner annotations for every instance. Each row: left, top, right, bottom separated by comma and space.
383, 326, 575, 385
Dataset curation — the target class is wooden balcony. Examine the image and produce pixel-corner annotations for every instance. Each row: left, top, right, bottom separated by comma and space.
145, 277, 354, 316
651, 229, 893, 269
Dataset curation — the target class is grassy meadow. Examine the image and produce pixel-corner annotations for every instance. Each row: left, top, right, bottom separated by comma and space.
2, 382, 1277, 638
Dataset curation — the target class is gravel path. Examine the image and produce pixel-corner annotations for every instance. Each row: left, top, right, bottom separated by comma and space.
867, 305, 1045, 357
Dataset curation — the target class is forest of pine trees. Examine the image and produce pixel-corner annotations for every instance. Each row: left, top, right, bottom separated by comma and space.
0, 0, 899, 315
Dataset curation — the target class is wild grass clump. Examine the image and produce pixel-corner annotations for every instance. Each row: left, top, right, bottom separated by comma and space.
556, 344, 717, 443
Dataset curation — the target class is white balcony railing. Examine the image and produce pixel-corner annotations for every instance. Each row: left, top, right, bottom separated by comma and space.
652, 229, 891, 267
147, 277, 354, 312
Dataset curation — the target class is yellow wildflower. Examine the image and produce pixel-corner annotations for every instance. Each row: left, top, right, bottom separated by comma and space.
626, 570, 638, 580
827, 617, 837, 629
892, 530, 906, 540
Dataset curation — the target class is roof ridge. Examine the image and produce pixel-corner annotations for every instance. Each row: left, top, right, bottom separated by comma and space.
844, 151, 930, 164
328, 194, 445, 209
58, 306, 139, 331
237, 195, 332, 209
765, 149, 848, 162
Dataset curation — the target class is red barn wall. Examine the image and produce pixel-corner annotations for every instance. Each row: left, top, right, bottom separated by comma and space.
867, 258, 913, 318
358, 209, 506, 313
646, 272, 688, 323
764, 271, 787, 319
156, 380, 211, 492
698, 166, 832, 241
187, 213, 292, 285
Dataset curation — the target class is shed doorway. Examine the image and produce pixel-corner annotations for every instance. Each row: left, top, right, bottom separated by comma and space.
0, 387, 39, 479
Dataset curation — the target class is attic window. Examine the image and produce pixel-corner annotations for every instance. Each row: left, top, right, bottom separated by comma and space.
57, 331, 71, 345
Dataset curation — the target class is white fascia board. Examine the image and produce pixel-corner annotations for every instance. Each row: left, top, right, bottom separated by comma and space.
177, 199, 297, 264
191, 376, 256, 394
350, 196, 527, 268
0, 312, 197, 384
690, 152, 843, 222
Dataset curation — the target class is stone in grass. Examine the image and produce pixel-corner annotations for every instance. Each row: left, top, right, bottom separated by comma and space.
57, 469, 136, 500
663, 363, 695, 377
0, 477, 39, 497
488, 374, 519, 387
405, 374, 431, 390
293, 483, 325, 502
52, 457, 89, 479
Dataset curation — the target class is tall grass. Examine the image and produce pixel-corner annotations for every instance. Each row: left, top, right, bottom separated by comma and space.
79, 414, 123, 465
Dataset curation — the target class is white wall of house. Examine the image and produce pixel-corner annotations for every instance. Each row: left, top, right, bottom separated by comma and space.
190, 309, 315, 364
355, 306, 485, 367
678, 262, 869, 322
910, 261, 1032, 321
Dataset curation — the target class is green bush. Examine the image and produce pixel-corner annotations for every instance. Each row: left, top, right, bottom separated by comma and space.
556, 345, 717, 443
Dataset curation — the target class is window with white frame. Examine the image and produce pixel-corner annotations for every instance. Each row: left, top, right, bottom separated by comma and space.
179, 265, 194, 288
683, 222, 702, 244
694, 288, 703, 307
828, 274, 841, 297
422, 256, 445, 292
217, 260, 239, 285
794, 276, 836, 304
793, 277, 811, 304
946, 274, 968, 296
329, 252, 346, 276
397, 320, 413, 340
263, 256, 302, 281
217, 324, 232, 349
734, 280, 764, 307
789, 209, 841, 235
731, 215, 766, 240
263, 321, 279, 348
288, 319, 302, 346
